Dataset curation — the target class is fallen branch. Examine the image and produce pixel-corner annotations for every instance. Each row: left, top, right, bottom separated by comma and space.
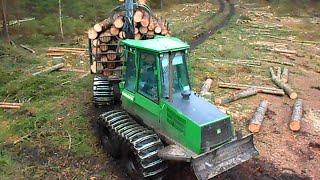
59, 68, 87, 73
281, 67, 289, 83
270, 48, 297, 55
290, 99, 303, 132
19, 44, 35, 53
269, 67, 297, 99
0, 102, 22, 106
212, 59, 261, 67
0, 17, 35, 28
14, 133, 32, 145
66, 131, 72, 150
218, 82, 285, 96
249, 100, 269, 133
259, 58, 294, 66
32, 63, 64, 76
0, 105, 21, 109
215, 88, 258, 105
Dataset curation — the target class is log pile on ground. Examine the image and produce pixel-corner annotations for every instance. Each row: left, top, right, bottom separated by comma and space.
88, 8, 171, 76
269, 67, 297, 99
248, 100, 269, 133
47, 47, 87, 57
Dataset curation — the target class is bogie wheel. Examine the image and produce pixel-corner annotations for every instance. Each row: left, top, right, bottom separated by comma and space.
93, 75, 114, 107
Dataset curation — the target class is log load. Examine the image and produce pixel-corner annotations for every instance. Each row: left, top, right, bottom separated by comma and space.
88, 6, 171, 78
94, 19, 112, 33
249, 100, 269, 133
215, 88, 258, 105
289, 99, 303, 132
88, 28, 98, 40
270, 67, 297, 99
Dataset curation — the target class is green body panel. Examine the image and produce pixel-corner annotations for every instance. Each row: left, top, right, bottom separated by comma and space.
119, 36, 233, 154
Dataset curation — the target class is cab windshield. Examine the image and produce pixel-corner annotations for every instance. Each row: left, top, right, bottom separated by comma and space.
161, 51, 190, 99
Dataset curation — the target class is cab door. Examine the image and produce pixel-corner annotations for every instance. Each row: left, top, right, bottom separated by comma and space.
133, 51, 161, 128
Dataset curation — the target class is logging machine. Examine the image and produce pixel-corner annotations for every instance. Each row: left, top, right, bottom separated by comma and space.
88, 0, 259, 179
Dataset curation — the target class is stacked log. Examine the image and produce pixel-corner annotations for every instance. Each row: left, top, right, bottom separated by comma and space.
88, 8, 171, 77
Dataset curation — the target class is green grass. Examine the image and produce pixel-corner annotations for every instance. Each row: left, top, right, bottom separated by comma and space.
0, 39, 97, 178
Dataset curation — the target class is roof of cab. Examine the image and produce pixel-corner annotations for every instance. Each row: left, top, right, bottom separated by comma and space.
120, 36, 190, 53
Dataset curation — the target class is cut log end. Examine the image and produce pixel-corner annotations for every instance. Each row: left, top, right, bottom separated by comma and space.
290, 92, 298, 100
248, 124, 261, 133
88, 28, 98, 40
289, 121, 301, 132
215, 98, 222, 105
93, 23, 102, 32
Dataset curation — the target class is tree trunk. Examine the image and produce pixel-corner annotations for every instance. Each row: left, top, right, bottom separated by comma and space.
218, 82, 285, 96
0, 104, 21, 109
215, 88, 258, 105
0, 102, 22, 106
32, 63, 64, 76
1, 0, 10, 43
281, 67, 289, 83
290, 99, 303, 132
249, 100, 269, 133
200, 79, 213, 96
59, 0, 64, 41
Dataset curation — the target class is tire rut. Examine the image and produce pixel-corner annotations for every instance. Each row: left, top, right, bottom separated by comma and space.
190, 0, 235, 50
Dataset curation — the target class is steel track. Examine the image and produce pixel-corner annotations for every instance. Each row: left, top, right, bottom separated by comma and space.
99, 110, 168, 179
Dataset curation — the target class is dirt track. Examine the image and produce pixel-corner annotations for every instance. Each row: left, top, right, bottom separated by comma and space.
190, 0, 235, 49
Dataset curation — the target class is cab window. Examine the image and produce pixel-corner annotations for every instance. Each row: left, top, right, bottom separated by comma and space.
138, 52, 158, 101
125, 51, 136, 92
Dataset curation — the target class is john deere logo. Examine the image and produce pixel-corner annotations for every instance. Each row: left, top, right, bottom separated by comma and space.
217, 128, 222, 134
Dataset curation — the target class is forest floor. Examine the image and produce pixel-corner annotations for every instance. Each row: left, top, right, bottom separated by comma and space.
0, 0, 319, 179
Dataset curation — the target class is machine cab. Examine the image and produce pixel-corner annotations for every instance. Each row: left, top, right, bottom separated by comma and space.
119, 36, 191, 105
120, 36, 233, 154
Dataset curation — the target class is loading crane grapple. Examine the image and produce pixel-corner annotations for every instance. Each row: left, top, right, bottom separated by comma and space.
89, 1, 259, 179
